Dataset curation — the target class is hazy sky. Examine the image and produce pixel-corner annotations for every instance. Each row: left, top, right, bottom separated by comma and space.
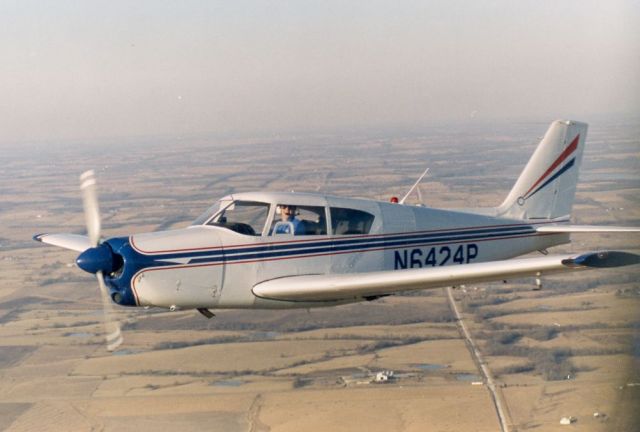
1, 1, 639, 145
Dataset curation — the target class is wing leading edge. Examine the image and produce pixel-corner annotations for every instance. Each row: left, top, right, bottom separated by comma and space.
33, 233, 91, 252
252, 251, 640, 302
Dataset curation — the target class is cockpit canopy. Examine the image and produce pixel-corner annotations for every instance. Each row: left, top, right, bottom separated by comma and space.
193, 193, 375, 237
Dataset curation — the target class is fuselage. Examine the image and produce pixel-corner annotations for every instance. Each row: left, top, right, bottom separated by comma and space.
101, 191, 568, 310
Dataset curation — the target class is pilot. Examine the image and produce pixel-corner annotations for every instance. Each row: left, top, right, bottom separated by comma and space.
276, 204, 302, 234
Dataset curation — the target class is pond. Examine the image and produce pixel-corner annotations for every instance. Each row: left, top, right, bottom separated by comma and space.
212, 380, 244, 387
65, 332, 92, 338
455, 374, 482, 382
413, 363, 447, 371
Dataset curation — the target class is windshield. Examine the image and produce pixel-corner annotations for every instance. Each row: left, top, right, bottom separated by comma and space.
207, 200, 270, 236
192, 199, 231, 226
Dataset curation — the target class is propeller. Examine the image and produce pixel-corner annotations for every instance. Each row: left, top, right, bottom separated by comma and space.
80, 170, 101, 247
97, 270, 124, 351
78, 170, 123, 352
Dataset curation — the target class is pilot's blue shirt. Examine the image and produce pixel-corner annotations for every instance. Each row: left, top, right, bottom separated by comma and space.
275, 217, 302, 234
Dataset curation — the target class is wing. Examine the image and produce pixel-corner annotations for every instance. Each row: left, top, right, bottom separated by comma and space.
252, 251, 640, 302
536, 225, 640, 233
33, 233, 91, 252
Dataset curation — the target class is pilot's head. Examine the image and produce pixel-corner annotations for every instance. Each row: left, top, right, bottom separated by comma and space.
280, 204, 296, 220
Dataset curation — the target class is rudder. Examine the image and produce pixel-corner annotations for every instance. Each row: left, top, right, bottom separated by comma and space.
497, 120, 588, 220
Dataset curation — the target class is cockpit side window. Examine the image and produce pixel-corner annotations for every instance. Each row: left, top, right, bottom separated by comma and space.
330, 207, 374, 235
271, 205, 327, 236
207, 200, 270, 236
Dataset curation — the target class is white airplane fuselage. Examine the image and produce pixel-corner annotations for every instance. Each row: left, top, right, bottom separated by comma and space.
107, 191, 568, 310
36, 120, 640, 321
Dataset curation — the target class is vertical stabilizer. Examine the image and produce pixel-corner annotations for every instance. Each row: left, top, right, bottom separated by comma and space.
497, 120, 588, 220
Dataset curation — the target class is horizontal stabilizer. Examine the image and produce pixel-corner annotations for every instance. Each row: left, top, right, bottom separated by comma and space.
537, 225, 640, 233
253, 250, 640, 302
33, 233, 91, 252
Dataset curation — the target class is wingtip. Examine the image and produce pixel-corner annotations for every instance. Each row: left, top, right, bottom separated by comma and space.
563, 251, 640, 268
30, 233, 92, 252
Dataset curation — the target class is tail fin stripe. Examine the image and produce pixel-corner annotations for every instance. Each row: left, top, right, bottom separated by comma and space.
524, 157, 576, 200
523, 134, 579, 197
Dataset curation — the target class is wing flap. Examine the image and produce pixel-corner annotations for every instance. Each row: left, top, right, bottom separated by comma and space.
33, 233, 91, 252
253, 251, 640, 302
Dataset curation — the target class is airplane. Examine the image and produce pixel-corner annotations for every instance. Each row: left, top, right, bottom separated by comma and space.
34, 119, 640, 350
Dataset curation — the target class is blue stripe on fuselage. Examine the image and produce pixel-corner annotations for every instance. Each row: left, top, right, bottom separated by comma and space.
143, 224, 537, 265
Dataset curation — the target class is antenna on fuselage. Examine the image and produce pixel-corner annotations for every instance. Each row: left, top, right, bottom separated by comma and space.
399, 167, 430, 205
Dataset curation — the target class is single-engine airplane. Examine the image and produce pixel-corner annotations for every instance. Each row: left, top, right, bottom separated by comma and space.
35, 120, 640, 350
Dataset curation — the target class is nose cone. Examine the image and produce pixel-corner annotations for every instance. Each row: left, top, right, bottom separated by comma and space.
76, 244, 116, 274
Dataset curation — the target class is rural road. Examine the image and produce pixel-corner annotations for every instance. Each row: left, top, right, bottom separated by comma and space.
446, 286, 511, 432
